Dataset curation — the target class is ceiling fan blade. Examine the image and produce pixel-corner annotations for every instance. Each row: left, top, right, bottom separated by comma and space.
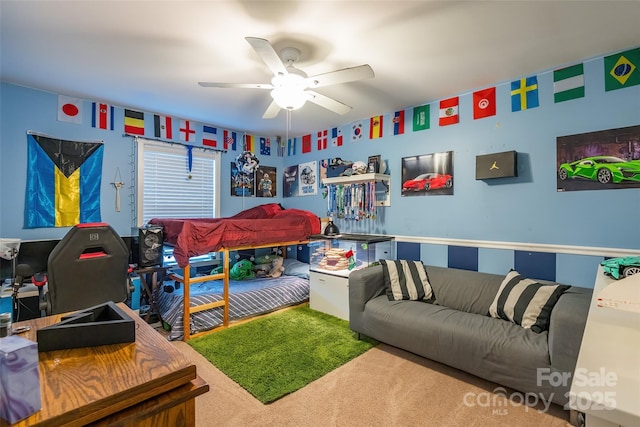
307, 64, 374, 88
245, 37, 288, 77
262, 100, 281, 119
198, 82, 273, 89
306, 91, 352, 115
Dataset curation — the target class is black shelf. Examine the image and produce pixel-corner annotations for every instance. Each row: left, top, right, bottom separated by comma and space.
309, 233, 393, 244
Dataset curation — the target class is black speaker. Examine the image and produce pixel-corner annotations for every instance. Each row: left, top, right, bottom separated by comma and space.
138, 226, 163, 267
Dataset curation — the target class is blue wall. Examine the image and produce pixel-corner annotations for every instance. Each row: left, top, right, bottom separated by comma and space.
2, 47, 639, 288
0, 82, 285, 241
283, 54, 640, 251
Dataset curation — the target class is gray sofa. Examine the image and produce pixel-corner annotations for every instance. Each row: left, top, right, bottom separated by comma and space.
349, 264, 592, 407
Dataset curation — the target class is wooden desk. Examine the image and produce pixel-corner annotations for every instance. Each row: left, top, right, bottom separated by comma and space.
2, 303, 209, 427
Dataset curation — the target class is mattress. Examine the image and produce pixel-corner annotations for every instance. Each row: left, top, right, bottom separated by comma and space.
156, 275, 310, 340
149, 204, 320, 268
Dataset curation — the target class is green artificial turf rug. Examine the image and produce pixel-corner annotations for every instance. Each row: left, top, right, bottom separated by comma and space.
188, 305, 377, 404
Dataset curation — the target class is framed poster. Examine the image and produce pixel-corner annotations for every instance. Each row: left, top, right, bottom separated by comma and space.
556, 125, 640, 192
255, 165, 277, 197
230, 161, 254, 197
367, 155, 381, 173
299, 161, 317, 196
282, 165, 299, 198
401, 151, 454, 196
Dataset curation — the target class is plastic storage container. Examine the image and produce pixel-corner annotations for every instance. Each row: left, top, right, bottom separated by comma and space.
308, 233, 395, 277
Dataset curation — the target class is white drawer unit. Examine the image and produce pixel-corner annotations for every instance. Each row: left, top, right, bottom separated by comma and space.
309, 271, 349, 320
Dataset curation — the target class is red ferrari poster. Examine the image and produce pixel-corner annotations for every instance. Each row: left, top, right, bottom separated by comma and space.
401, 151, 454, 196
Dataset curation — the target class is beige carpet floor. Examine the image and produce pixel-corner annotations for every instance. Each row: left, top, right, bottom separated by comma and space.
172, 340, 572, 427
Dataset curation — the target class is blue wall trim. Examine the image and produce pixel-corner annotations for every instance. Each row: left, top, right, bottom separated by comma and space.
397, 241, 420, 261
514, 250, 557, 282
448, 246, 479, 271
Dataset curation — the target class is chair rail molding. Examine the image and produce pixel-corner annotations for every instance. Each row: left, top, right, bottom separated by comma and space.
393, 235, 640, 258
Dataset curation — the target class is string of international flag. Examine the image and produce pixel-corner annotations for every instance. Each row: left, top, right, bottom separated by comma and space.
57, 100, 285, 157
58, 47, 639, 157
285, 47, 639, 155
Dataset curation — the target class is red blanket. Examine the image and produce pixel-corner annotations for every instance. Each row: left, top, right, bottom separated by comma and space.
150, 204, 320, 267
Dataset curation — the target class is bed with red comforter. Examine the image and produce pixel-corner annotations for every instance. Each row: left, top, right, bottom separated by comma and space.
150, 203, 320, 268
148, 204, 320, 340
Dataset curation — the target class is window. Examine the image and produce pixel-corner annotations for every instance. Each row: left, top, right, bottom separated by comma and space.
136, 138, 220, 226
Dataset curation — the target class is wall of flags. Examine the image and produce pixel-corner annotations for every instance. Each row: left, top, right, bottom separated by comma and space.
282, 48, 639, 158
58, 99, 284, 157
1, 45, 638, 274
279, 45, 640, 277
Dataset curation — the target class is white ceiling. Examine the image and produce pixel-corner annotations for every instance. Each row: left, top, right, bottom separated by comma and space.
2, 1, 640, 137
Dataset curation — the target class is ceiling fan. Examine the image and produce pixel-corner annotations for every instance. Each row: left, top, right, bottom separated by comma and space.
198, 37, 375, 119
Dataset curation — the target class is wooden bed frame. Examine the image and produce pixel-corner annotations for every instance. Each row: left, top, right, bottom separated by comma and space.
167, 239, 309, 341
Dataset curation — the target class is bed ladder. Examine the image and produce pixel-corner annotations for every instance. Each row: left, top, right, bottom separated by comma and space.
168, 248, 231, 341
169, 241, 308, 341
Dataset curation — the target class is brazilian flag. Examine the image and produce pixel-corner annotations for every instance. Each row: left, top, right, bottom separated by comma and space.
25, 134, 103, 228
604, 48, 640, 91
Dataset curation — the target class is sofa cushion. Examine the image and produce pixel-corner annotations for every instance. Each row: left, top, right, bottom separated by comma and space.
489, 270, 570, 333
361, 296, 552, 396
424, 265, 504, 315
381, 260, 433, 301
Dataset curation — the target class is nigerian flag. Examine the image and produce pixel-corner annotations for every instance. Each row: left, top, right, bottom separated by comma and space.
25, 134, 103, 228
553, 63, 585, 103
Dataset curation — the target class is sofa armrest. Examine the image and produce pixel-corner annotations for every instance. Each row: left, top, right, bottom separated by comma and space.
548, 286, 592, 374
348, 264, 385, 332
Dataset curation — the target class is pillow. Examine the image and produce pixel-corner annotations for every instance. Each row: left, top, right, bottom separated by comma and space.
488, 270, 570, 333
254, 254, 275, 265
382, 259, 433, 301
230, 203, 283, 219
282, 258, 310, 279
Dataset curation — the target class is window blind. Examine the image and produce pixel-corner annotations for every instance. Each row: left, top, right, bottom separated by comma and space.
140, 140, 217, 224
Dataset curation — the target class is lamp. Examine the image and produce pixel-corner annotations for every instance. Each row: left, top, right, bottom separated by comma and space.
0, 238, 21, 325
270, 68, 309, 110
1, 239, 21, 287
324, 217, 340, 236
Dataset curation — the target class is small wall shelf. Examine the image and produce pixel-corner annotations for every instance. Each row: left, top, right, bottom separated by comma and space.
322, 173, 391, 207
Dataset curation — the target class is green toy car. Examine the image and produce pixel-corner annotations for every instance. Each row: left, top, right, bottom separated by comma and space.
558, 156, 640, 184
601, 256, 640, 279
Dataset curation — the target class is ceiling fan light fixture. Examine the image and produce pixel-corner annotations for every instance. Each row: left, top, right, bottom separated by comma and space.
199, 38, 372, 117
270, 70, 309, 110
270, 87, 308, 110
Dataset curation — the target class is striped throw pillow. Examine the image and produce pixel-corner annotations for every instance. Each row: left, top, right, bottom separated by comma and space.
489, 270, 570, 333
382, 260, 433, 301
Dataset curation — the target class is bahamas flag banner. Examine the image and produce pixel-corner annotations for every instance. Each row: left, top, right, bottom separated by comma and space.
25, 133, 103, 228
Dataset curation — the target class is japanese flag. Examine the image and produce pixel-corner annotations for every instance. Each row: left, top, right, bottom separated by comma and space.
58, 95, 83, 124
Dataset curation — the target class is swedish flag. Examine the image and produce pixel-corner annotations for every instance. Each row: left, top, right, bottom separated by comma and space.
25, 134, 103, 228
511, 76, 539, 112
